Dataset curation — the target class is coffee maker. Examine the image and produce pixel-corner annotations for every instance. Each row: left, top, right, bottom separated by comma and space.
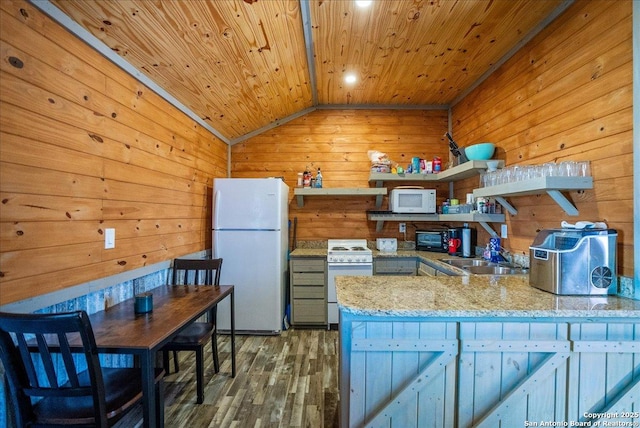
448, 225, 476, 257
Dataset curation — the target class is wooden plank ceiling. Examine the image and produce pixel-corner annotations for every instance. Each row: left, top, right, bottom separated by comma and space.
48, 0, 565, 143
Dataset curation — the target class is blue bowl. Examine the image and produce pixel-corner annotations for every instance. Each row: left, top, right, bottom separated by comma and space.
464, 143, 495, 160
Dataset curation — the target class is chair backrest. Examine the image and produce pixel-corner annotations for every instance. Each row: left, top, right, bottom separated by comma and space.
172, 258, 223, 286
0, 310, 108, 427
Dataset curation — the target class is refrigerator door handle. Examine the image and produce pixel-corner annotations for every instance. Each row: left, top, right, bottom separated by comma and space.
213, 190, 220, 259
213, 190, 221, 229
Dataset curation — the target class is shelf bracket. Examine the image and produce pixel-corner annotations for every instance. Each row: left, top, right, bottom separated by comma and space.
375, 194, 384, 209
546, 190, 579, 216
495, 196, 517, 215
478, 221, 499, 238
296, 194, 304, 208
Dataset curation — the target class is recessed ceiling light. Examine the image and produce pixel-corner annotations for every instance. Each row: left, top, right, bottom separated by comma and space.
345, 74, 357, 84
355, 0, 372, 8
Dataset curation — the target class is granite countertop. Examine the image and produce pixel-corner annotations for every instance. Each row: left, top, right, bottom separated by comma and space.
336, 275, 640, 319
289, 248, 445, 259
290, 246, 640, 318
289, 248, 327, 257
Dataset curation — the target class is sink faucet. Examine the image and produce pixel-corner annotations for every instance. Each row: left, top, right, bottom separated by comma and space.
496, 251, 510, 264
497, 249, 528, 269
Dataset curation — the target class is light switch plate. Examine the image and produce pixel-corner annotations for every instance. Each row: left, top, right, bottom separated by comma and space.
104, 228, 115, 249
500, 224, 508, 239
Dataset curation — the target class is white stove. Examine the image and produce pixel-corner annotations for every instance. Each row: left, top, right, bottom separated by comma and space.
326, 239, 373, 328
327, 239, 373, 264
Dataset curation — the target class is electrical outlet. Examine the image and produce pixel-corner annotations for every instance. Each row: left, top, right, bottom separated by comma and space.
501, 224, 508, 239
399, 223, 406, 233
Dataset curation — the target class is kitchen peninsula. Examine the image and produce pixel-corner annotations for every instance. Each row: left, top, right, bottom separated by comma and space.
336, 274, 640, 428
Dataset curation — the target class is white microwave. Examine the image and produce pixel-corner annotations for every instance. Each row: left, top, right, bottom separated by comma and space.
389, 188, 437, 213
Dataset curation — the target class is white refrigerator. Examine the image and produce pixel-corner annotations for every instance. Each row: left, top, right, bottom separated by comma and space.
213, 178, 289, 334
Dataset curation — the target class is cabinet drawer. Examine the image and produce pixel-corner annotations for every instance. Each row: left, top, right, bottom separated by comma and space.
292, 285, 325, 299
374, 258, 417, 275
292, 299, 326, 324
292, 272, 325, 285
291, 259, 325, 272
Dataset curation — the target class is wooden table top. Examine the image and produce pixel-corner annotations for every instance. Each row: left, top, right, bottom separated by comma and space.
88, 284, 234, 352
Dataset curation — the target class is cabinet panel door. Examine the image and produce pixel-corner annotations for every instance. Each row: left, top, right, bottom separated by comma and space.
292, 300, 326, 323
293, 285, 325, 299
374, 258, 417, 275
291, 259, 325, 272
292, 272, 325, 285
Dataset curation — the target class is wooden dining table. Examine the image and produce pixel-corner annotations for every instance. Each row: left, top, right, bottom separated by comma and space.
87, 283, 235, 428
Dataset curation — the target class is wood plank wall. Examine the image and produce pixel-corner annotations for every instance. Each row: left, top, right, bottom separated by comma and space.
231, 109, 450, 240
451, 0, 633, 277
0, 0, 633, 307
233, 0, 633, 278
0, 0, 228, 305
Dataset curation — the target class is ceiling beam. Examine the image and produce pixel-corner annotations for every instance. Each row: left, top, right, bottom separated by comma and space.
318, 104, 449, 111
299, 0, 318, 107
229, 107, 317, 145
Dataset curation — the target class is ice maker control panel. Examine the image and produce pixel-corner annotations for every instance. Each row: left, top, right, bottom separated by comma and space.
533, 249, 548, 260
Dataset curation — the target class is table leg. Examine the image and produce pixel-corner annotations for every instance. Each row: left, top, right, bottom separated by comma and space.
141, 351, 157, 428
230, 290, 236, 377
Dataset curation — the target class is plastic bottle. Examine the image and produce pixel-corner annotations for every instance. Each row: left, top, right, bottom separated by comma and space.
315, 168, 323, 188
483, 243, 491, 261
297, 172, 303, 187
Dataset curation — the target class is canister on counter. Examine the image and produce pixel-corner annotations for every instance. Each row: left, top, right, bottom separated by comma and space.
489, 237, 501, 262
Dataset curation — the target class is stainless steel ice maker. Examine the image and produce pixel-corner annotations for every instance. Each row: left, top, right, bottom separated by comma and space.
529, 228, 617, 295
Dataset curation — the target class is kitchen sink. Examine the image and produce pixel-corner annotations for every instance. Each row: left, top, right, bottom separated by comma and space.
462, 265, 529, 275
439, 258, 529, 275
440, 258, 492, 268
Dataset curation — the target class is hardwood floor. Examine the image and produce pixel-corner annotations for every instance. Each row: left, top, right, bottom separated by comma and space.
115, 328, 340, 428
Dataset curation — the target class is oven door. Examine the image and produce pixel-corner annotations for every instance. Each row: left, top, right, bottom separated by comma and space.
326, 263, 373, 327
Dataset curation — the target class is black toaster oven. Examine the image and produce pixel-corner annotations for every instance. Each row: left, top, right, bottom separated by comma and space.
415, 229, 449, 252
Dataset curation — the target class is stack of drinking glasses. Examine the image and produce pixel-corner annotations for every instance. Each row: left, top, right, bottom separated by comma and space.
479, 161, 591, 188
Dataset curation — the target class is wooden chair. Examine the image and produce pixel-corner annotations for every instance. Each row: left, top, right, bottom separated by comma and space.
162, 258, 223, 404
0, 310, 165, 428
